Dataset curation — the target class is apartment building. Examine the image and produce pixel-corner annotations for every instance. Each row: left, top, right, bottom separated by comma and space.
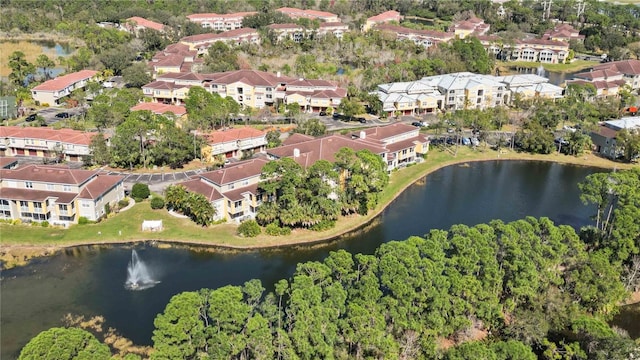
201, 127, 267, 161
122, 16, 165, 34
276, 7, 340, 22
267, 22, 349, 42
449, 16, 490, 38
374, 72, 511, 116
283, 78, 347, 113
352, 123, 430, 170
176, 158, 269, 223
590, 117, 640, 159
186, 12, 257, 30
151, 43, 203, 76
589, 60, 640, 92
542, 23, 584, 43
478, 36, 570, 64
179, 28, 260, 54
568, 68, 627, 97
375, 24, 453, 48
31, 70, 99, 105
363, 10, 403, 32
495, 74, 564, 100
0, 165, 125, 226
0, 126, 102, 162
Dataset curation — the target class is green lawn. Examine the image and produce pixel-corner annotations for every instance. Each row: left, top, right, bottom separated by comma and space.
498, 60, 599, 73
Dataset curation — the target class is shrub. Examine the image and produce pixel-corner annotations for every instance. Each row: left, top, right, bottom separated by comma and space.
237, 219, 261, 237
150, 196, 165, 210
265, 222, 291, 236
118, 198, 130, 208
309, 219, 336, 231
131, 183, 150, 202
41, 221, 49, 227
78, 216, 91, 225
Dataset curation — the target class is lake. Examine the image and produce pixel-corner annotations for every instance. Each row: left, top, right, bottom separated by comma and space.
0, 160, 608, 358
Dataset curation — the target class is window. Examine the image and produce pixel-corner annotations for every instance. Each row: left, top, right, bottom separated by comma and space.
59, 204, 68, 211
47, 184, 54, 190
63, 185, 71, 192
228, 183, 235, 190
242, 180, 249, 186
234, 200, 242, 208
25, 181, 33, 189
448, 97, 454, 102
34, 202, 42, 211
82, 202, 90, 208
477, 90, 484, 96
449, 90, 455, 94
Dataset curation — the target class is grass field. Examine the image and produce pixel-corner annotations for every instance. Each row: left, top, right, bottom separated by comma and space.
497, 60, 599, 74
0, 41, 62, 77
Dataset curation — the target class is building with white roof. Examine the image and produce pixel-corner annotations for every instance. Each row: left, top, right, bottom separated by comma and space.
495, 74, 564, 100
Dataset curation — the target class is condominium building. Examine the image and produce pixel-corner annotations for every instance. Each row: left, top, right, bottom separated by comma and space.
267, 22, 349, 42
201, 127, 267, 161
186, 12, 257, 30
142, 70, 346, 112
176, 158, 269, 223
449, 16, 490, 38
589, 60, 640, 91
375, 24, 454, 48
374, 72, 513, 116
363, 10, 403, 32
0, 165, 125, 226
31, 70, 99, 106
276, 7, 340, 22
122, 17, 165, 34
179, 28, 260, 54
542, 23, 585, 43
0, 126, 104, 162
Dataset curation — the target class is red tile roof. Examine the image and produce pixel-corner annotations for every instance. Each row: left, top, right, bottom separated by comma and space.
224, 183, 259, 201
267, 23, 303, 30
0, 187, 78, 203
0, 126, 99, 146
210, 69, 295, 87
595, 125, 619, 139
367, 10, 402, 23
0, 157, 19, 169
78, 175, 124, 200
180, 28, 258, 43
593, 60, 640, 76
282, 133, 314, 146
32, 70, 99, 92
276, 7, 338, 20
130, 103, 187, 116
0, 165, 97, 184
357, 123, 417, 141
177, 178, 224, 201
200, 158, 269, 185
202, 127, 266, 144
126, 16, 165, 32
268, 134, 387, 168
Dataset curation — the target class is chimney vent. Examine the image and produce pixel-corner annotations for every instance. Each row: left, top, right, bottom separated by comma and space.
359, 131, 366, 139
293, 148, 300, 158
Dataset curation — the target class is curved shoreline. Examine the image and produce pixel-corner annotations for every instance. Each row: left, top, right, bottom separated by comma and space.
1, 149, 636, 268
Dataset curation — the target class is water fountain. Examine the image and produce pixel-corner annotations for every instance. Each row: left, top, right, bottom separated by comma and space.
536, 64, 546, 77
125, 250, 159, 291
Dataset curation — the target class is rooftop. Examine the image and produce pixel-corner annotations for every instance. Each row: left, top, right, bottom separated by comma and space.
32, 70, 99, 92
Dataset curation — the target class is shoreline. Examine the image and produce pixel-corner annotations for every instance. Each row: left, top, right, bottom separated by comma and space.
1, 149, 637, 269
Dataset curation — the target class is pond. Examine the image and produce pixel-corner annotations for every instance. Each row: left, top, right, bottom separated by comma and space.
0, 161, 609, 358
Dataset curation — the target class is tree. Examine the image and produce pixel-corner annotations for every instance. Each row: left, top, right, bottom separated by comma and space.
203, 42, 239, 73
8, 51, 35, 87
294, 118, 327, 136
337, 99, 365, 121
131, 183, 150, 201
238, 220, 261, 237
35, 54, 56, 81
88, 133, 111, 166
616, 129, 640, 163
99, 45, 135, 75
152, 291, 208, 359
122, 62, 152, 88
266, 130, 282, 148
19, 327, 111, 360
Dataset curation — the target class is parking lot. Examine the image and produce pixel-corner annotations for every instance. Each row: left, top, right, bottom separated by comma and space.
21, 106, 87, 126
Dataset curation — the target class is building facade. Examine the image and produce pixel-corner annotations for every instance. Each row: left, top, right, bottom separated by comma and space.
0, 165, 125, 226
201, 127, 267, 160
186, 12, 257, 30
0, 126, 102, 162
31, 70, 99, 106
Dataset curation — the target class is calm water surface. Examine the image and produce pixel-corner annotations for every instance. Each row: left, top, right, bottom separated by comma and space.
1, 161, 606, 358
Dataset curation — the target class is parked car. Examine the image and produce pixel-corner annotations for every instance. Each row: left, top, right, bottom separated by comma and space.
319, 110, 327, 116
25, 114, 37, 122
333, 113, 342, 120
411, 121, 426, 127
356, 117, 366, 123
55, 112, 71, 119
470, 137, 480, 147
462, 137, 471, 146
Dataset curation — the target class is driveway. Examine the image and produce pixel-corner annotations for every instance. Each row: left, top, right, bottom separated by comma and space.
100, 168, 206, 193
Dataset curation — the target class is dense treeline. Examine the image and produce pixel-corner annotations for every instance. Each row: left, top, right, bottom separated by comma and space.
19, 168, 640, 359
147, 218, 634, 359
